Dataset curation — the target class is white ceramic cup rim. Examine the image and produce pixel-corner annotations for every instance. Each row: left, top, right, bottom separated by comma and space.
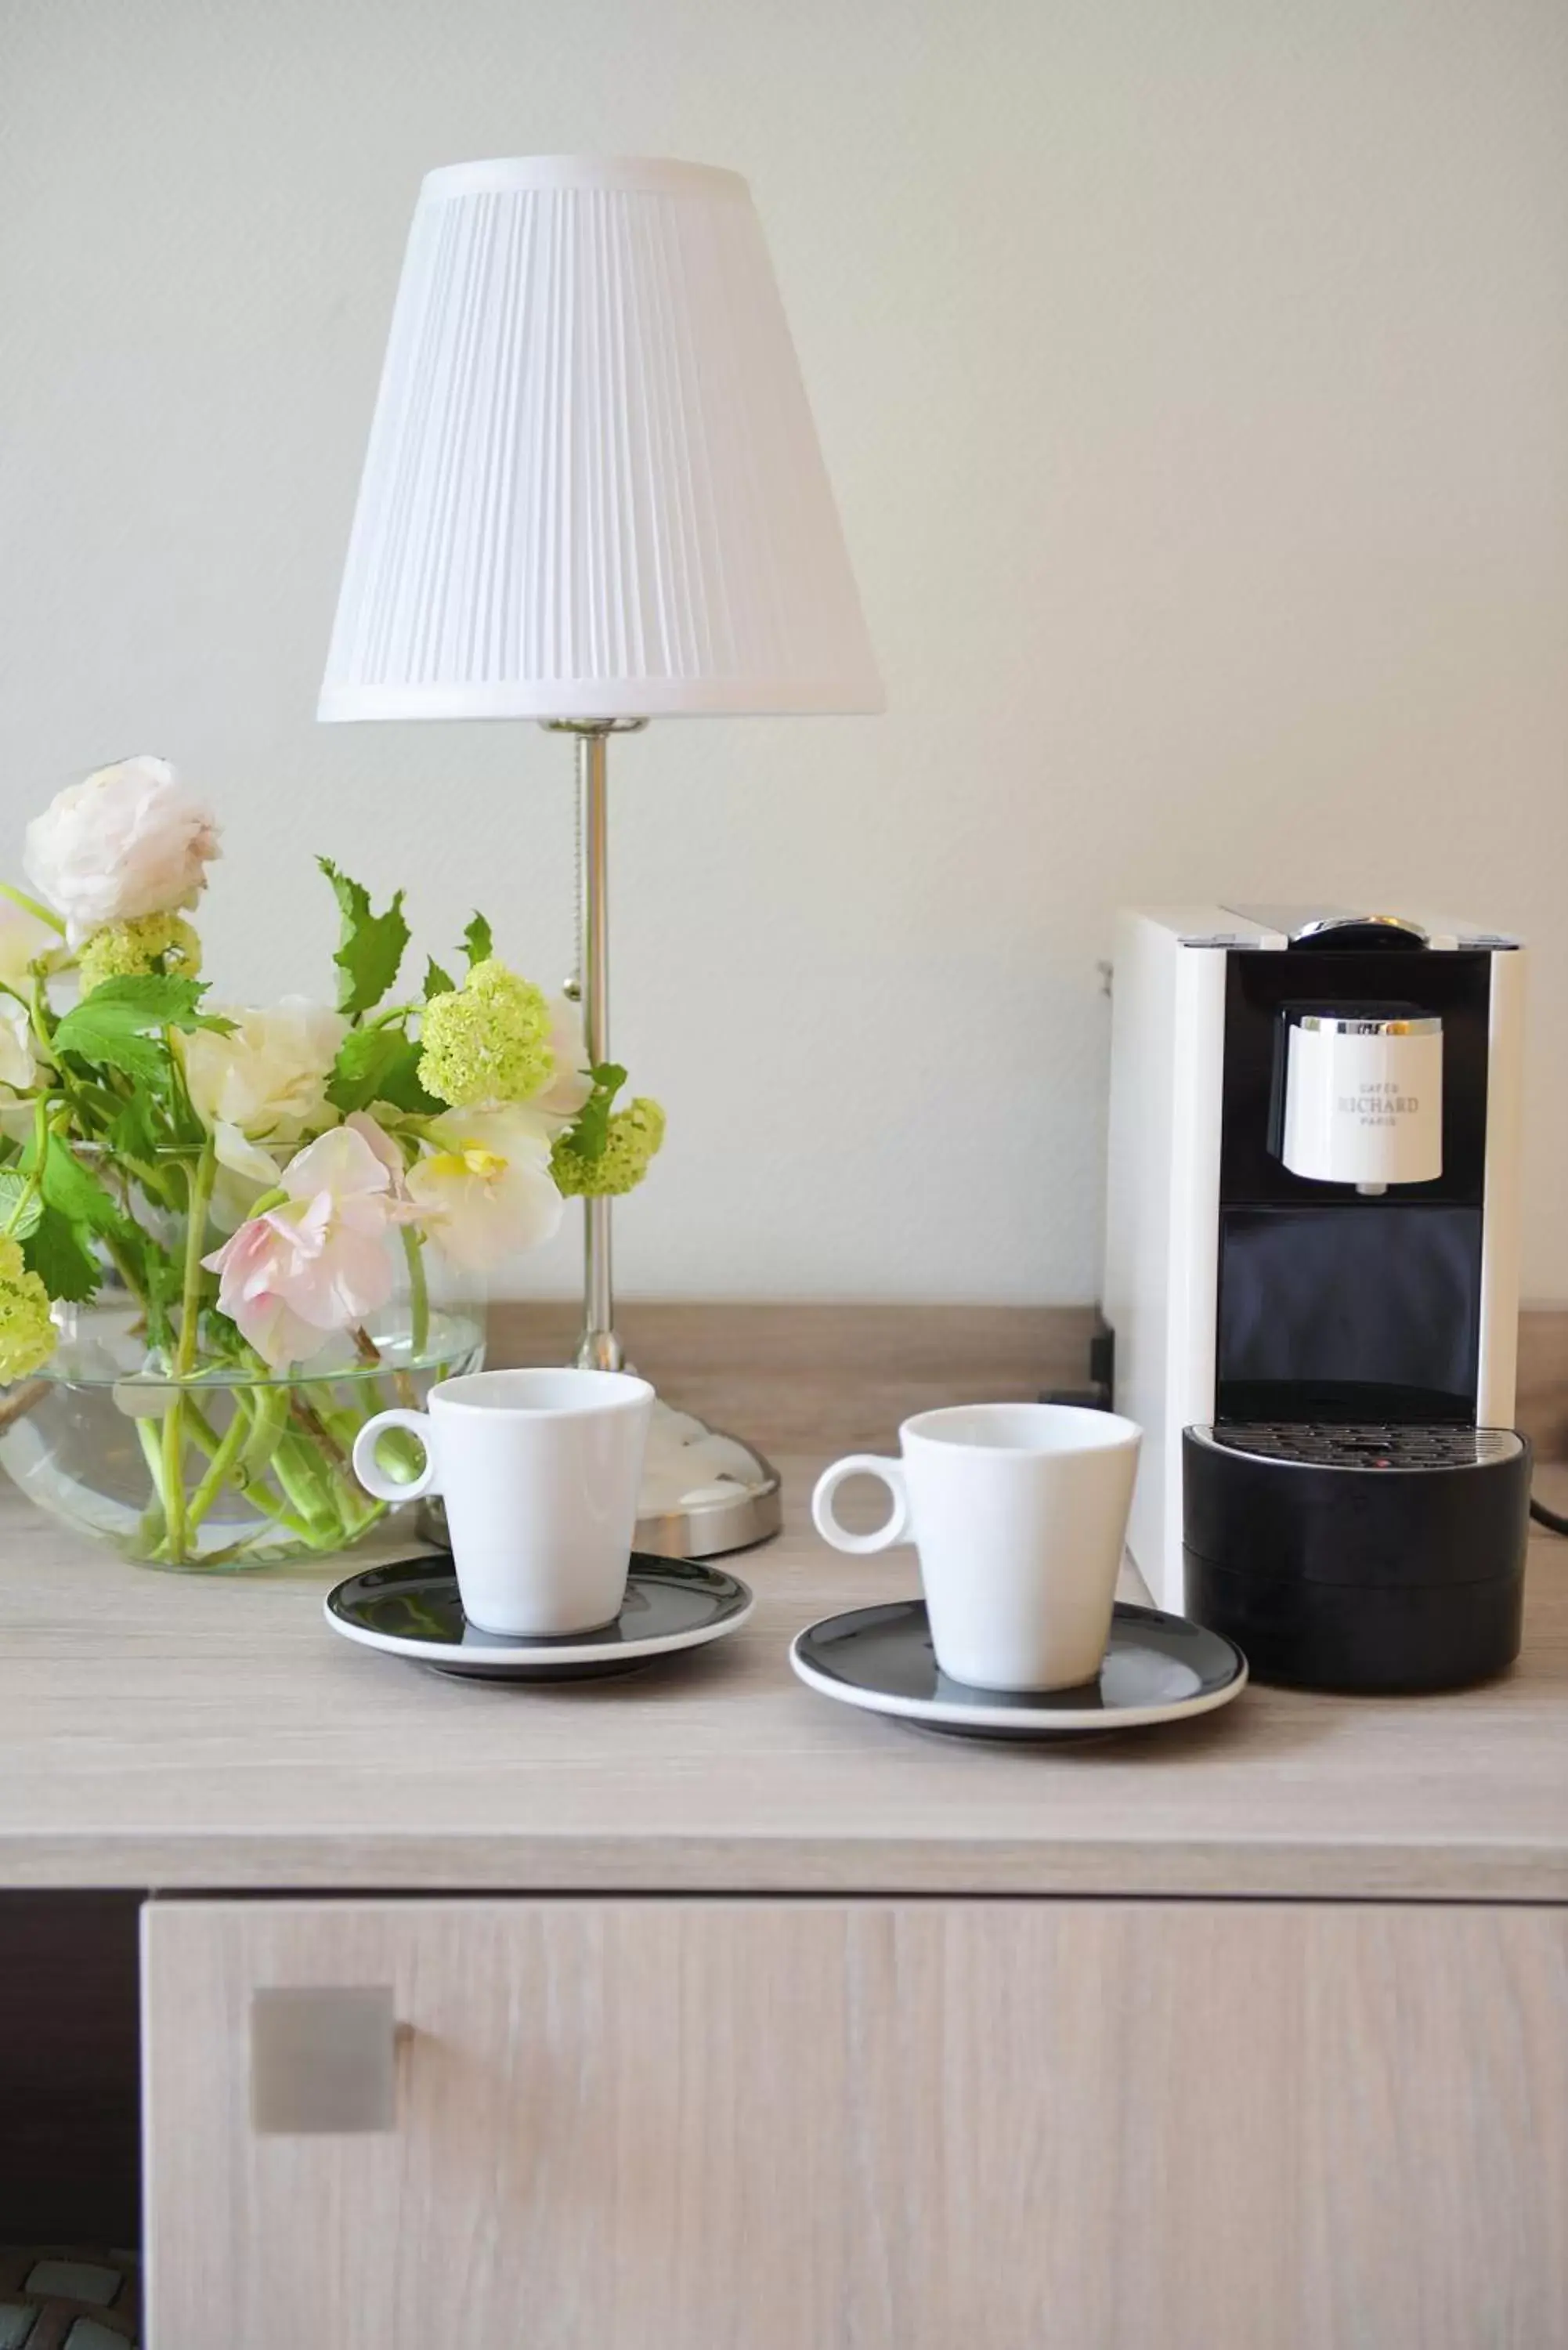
898, 1401, 1142, 1457
425, 1368, 655, 1417
352, 1368, 656, 1506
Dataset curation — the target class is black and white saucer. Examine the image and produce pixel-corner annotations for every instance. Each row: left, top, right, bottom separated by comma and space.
325, 1553, 753, 1681
789, 1598, 1247, 1740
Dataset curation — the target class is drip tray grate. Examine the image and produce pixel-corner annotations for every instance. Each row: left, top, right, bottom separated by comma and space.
1202, 1423, 1522, 1470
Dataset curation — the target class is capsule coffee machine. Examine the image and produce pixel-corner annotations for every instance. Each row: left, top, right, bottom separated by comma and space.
1102, 906, 1529, 1691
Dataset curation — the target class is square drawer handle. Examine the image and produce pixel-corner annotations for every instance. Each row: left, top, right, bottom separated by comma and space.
251, 1986, 399, 2135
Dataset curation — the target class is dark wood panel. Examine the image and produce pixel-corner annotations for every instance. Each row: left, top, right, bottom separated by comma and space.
0, 1892, 141, 2243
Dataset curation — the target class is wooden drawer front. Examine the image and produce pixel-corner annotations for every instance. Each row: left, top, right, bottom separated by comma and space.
143, 1898, 1568, 2350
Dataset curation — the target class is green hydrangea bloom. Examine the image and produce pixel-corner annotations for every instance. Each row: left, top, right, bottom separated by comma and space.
78, 913, 201, 992
551, 1097, 666, 1198
0, 1234, 56, 1382
417, 960, 554, 1108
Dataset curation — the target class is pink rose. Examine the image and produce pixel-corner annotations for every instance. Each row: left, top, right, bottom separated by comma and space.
202, 1123, 412, 1368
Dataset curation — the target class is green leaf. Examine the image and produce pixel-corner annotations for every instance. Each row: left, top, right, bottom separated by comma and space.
461, 912, 493, 971
566, 1061, 627, 1164
423, 956, 456, 1002
51, 974, 220, 1081
73, 974, 210, 1029
62, 1026, 163, 1083
0, 1170, 42, 1241
326, 1025, 442, 1119
106, 1089, 161, 1165
319, 859, 410, 1020
73, 1079, 132, 1126
33, 1134, 127, 1238
8, 1134, 127, 1302
23, 1203, 100, 1303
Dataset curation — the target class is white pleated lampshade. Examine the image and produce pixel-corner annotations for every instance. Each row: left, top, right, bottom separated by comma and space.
319, 155, 882, 722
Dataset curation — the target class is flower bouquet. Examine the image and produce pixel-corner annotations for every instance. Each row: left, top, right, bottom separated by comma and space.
0, 756, 663, 1567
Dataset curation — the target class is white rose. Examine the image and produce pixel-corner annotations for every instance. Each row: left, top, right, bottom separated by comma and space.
426, 1102, 557, 1164
182, 997, 347, 1153
23, 756, 222, 945
408, 1104, 564, 1271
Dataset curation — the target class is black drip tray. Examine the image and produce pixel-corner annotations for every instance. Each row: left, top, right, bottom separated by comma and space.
1182, 1420, 1532, 1690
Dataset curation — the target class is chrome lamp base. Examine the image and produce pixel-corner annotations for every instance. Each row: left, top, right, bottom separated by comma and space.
558, 718, 781, 1563
631, 1397, 782, 1559
572, 1311, 782, 1558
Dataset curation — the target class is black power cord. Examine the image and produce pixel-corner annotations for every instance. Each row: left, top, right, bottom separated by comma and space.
1530, 1494, 1568, 1538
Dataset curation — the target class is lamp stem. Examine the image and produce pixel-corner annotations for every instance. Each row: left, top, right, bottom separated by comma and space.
575, 725, 621, 1372
516, 714, 780, 1560
547, 717, 646, 1372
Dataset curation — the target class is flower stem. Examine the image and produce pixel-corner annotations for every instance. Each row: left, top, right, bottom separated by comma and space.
5, 1101, 51, 1237
0, 1377, 48, 1436
168, 1392, 316, 1542
185, 1397, 253, 1533
160, 1407, 188, 1560
175, 1142, 216, 1379
0, 881, 65, 935
402, 1225, 429, 1357
114, 1142, 185, 1215
27, 972, 56, 1062
291, 1394, 350, 1470
186, 1398, 314, 1540
103, 1232, 147, 1307
134, 1418, 170, 1552
237, 1381, 291, 1482
160, 1139, 217, 1562
269, 1432, 356, 1547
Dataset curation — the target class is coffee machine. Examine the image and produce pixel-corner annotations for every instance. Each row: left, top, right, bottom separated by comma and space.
1102, 905, 1529, 1691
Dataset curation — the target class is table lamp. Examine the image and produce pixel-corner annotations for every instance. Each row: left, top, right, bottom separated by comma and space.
319, 155, 882, 1556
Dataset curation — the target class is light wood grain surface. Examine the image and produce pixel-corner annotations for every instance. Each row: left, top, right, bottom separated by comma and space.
489, 1298, 1105, 1452
2, 1304, 1566, 1897
496, 1297, 1568, 1456
143, 1896, 1568, 2350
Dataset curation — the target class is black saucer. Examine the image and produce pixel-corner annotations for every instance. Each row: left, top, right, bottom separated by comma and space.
790, 1599, 1247, 1740
325, 1552, 753, 1680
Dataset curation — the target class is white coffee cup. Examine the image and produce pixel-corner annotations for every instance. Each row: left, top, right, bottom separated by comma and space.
811, 1403, 1142, 1691
352, 1368, 654, 1637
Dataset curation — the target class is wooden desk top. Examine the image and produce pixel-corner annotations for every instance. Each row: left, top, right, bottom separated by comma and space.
1, 1303, 1564, 1900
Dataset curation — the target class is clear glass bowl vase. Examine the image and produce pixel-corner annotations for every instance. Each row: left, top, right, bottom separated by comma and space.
0, 1301, 484, 1569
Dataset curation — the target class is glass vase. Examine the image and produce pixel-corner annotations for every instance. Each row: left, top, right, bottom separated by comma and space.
0, 1300, 483, 1569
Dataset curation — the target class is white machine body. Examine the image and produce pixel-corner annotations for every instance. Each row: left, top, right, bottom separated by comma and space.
1101, 906, 1525, 1611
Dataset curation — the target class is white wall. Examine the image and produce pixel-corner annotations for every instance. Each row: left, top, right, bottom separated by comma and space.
2, 0, 1565, 1304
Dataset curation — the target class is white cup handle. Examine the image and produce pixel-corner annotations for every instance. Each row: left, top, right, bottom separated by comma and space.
811, 1454, 913, 1555
352, 1408, 440, 1504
